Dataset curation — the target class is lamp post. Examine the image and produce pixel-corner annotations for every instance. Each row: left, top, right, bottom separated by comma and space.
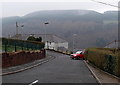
44, 22, 49, 49
15, 22, 24, 39
20, 25, 25, 35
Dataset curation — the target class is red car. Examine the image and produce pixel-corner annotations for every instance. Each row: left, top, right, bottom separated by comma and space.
70, 51, 85, 60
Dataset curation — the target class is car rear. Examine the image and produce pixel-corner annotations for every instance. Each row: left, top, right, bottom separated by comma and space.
70, 51, 85, 60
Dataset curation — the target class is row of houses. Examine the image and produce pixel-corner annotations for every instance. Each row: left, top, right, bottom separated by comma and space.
11, 34, 68, 51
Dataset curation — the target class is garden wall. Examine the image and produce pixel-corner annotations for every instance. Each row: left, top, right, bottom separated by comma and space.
1, 50, 46, 68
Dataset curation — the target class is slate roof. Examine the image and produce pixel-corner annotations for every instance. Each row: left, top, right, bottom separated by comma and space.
104, 40, 120, 48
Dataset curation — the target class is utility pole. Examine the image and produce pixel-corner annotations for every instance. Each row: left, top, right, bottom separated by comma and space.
72, 34, 77, 52
15, 22, 19, 39
115, 40, 117, 53
44, 22, 49, 49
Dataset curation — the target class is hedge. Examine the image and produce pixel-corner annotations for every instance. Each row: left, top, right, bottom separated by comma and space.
84, 48, 120, 77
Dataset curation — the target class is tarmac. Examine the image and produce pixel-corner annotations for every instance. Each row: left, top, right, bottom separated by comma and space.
2, 55, 55, 76
1, 52, 120, 84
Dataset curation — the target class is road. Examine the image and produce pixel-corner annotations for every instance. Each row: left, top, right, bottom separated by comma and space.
2, 50, 98, 84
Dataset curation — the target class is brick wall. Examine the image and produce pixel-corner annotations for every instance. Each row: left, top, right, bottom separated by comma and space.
1, 50, 46, 68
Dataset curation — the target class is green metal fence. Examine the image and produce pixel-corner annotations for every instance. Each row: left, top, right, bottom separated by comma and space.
2, 38, 45, 52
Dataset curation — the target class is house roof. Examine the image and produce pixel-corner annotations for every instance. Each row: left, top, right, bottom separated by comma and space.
11, 34, 67, 43
104, 40, 120, 48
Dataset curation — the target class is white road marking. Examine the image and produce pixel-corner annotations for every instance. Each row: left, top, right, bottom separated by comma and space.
29, 80, 38, 85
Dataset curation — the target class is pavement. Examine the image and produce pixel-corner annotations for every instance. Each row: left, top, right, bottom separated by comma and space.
85, 62, 120, 84
2, 54, 55, 76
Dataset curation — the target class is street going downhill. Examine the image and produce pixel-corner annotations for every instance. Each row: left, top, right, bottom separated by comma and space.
2, 51, 98, 83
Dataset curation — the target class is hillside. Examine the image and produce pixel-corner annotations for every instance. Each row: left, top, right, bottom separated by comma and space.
2, 10, 118, 49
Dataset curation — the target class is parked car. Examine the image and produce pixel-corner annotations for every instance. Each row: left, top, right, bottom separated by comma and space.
70, 51, 85, 60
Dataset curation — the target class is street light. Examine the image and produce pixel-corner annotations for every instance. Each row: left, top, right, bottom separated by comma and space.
20, 25, 25, 35
15, 22, 24, 39
44, 22, 49, 49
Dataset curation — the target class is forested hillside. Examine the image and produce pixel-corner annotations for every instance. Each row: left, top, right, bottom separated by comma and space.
2, 10, 118, 49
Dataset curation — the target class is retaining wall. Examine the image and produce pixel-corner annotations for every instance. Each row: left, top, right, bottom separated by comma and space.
1, 50, 46, 68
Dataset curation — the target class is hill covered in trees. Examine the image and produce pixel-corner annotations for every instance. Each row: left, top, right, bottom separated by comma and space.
2, 10, 118, 49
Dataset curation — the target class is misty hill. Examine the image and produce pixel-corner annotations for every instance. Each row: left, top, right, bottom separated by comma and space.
22, 10, 104, 23
2, 10, 118, 49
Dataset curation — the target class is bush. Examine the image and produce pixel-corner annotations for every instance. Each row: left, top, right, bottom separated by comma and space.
27, 36, 36, 41
35, 37, 42, 42
85, 48, 120, 77
27, 36, 42, 42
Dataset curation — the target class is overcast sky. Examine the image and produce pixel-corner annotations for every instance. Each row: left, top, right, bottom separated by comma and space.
0, 0, 119, 18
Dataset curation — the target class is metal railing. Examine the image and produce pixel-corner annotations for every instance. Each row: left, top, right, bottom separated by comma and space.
1, 38, 45, 53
